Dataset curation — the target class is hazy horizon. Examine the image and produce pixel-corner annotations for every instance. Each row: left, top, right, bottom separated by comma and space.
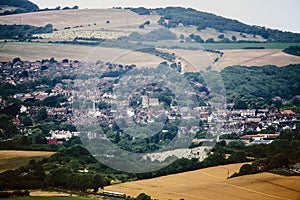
29, 0, 300, 33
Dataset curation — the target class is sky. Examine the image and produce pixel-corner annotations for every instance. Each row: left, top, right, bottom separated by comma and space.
30, 0, 300, 33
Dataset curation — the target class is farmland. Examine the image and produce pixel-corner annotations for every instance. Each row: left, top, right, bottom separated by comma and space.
0, 42, 164, 66
1, 42, 300, 72
0, 9, 160, 31
170, 48, 300, 71
0, 150, 54, 172
1, 8, 300, 71
216, 49, 300, 70
105, 163, 300, 200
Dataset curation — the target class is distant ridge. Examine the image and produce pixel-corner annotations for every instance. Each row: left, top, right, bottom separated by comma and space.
129, 7, 300, 43
0, 0, 39, 15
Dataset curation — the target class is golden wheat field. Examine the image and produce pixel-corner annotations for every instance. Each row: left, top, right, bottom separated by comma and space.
105, 163, 300, 200
0, 9, 159, 31
0, 42, 164, 66
216, 49, 300, 70
170, 49, 300, 71
0, 150, 54, 172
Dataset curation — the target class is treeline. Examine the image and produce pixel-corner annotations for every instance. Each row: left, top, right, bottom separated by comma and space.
283, 45, 300, 56
0, 24, 53, 40
49, 37, 106, 46
221, 64, 300, 109
125, 28, 177, 42
137, 48, 176, 62
126, 7, 151, 15
0, 0, 39, 15
130, 7, 300, 43
231, 130, 300, 177
39, 5, 79, 12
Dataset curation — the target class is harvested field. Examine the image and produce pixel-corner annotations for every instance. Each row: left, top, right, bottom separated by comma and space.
216, 49, 300, 70
0, 42, 165, 66
167, 49, 218, 72
0, 9, 159, 31
169, 49, 300, 72
105, 163, 300, 200
0, 150, 54, 172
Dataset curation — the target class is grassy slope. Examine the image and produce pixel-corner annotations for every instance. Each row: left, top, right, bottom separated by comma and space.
0, 150, 54, 172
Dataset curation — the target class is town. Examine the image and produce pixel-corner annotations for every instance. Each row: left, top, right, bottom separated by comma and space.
0, 57, 299, 153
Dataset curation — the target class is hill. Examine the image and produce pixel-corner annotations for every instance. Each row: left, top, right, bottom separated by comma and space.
0, 0, 39, 15
0, 8, 159, 31
105, 163, 300, 200
1, 7, 300, 44
134, 7, 300, 43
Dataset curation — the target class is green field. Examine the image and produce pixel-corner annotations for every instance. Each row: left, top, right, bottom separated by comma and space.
131, 41, 300, 50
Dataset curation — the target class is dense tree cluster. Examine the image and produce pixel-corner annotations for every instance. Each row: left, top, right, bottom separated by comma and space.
127, 7, 151, 15
221, 64, 300, 108
189, 34, 204, 43
137, 48, 176, 62
185, 64, 300, 109
126, 28, 177, 42
231, 130, 300, 177
0, 146, 107, 191
283, 46, 300, 56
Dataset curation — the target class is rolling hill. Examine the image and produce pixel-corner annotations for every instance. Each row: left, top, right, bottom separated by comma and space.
105, 163, 300, 200
0, 3, 300, 68
136, 7, 300, 43
1, 4, 300, 43
0, 0, 39, 15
